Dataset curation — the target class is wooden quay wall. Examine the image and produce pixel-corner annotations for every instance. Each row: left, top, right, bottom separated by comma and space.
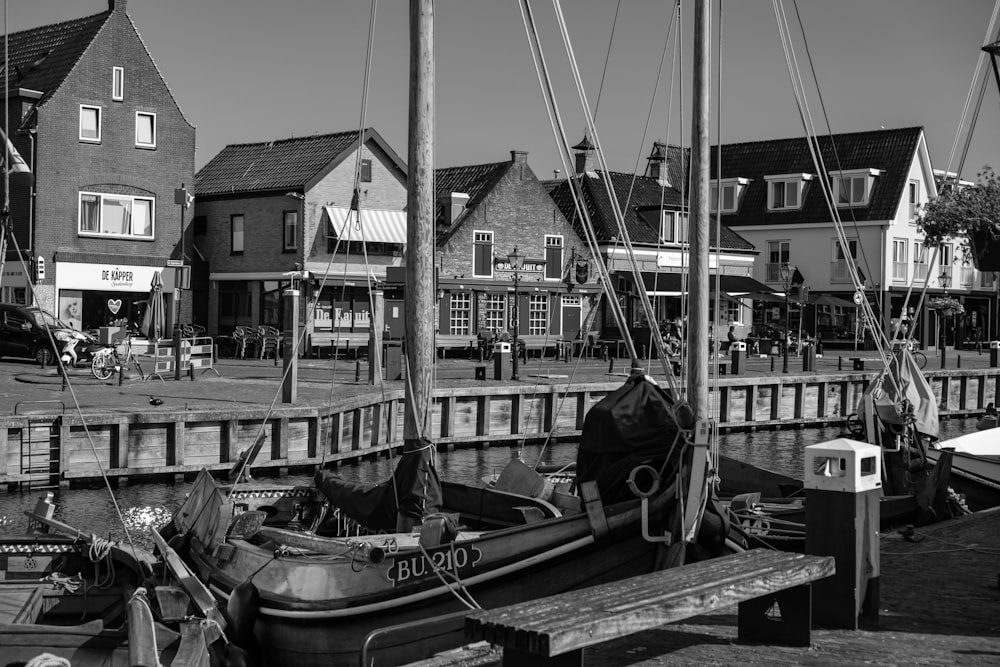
1, 368, 997, 488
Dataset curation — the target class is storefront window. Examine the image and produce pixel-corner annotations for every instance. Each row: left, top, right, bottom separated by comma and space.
218, 281, 252, 333
449, 293, 471, 335
483, 293, 506, 333
261, 281, 289, 327
528, 295, 548, 335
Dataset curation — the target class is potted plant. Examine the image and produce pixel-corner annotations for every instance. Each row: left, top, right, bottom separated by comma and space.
918, 166, 1000, 271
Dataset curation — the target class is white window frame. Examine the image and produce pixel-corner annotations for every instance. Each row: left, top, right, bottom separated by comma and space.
79, 105, 101, 142
473, 230, 493, 279
449, 292, 472, 335
135, 111, 156, 148
908, 180, 919, 222
832, 168, 882, 207
78, 191, 155, 239
709, 178, 749, 214
112, 66, 124, 101
483, 293, 507, 334
892, 239, 908, 282
231, 214, 245, 254
659, 210, 689, 244
765, 173, 813, 211
544, 235, 563, 281
766, 240, 790, 282
528, 294, 548, 336
283, 210, 298, 251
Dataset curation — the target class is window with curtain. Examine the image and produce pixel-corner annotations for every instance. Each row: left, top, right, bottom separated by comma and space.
78, 192, 154, 239
231, 214, 245, 254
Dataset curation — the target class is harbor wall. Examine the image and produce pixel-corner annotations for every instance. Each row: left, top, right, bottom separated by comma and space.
2, 368, 997, 488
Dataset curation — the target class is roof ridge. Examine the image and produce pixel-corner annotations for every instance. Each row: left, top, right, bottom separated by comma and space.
2, 10, 110, 40
220, 129, 362, 150
436, 159, 509, 172
719, 125, 923, 150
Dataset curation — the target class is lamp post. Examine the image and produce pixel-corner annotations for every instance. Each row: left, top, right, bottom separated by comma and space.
780, 262, 791, 373
508, 246, 523, 381
939, 269, 952, 368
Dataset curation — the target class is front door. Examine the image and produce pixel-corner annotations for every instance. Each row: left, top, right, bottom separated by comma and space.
561, 295, 582, 340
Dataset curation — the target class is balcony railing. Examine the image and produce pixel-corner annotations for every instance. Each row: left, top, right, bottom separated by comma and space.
765, 262, 787, 283
960, 266, 975, 287
892, 261, 907, 282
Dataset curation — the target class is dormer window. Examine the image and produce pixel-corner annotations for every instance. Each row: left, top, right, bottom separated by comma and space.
832, 168, 882, 207
765, 173, 813, 211
660, 210, 688, 244
710, 178, 749, 214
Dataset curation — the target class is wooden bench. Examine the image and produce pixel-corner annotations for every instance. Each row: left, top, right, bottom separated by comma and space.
309, 331, 370, 359
436, 334, 478, 358
849, 357, 865, 371
465, 549, 835, 666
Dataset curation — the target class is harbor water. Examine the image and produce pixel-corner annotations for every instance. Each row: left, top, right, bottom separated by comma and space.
0, 419, 976, 549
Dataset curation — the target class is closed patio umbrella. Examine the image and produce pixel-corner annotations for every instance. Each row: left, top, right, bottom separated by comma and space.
141, 271, 166, 342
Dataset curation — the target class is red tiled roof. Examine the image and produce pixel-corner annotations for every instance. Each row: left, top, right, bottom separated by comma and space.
434, 161, 511, 238
710, 126, 924, 226
195, 131, 362, 196
546, 169, 755, 252
2, 11, 110, 105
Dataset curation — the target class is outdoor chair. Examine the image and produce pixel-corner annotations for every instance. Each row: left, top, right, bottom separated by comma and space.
233, 326, 260, 359
258, 326, 281, 360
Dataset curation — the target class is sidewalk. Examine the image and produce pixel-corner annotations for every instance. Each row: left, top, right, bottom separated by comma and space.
4, 347, 997, 418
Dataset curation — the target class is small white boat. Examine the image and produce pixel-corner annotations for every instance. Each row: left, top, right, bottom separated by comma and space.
927, 426, 1000, 511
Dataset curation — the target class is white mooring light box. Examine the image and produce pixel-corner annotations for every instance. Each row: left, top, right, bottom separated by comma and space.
804, 438, 881, 493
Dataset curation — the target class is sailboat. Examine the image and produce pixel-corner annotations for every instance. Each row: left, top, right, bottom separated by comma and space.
161, 2, 720, 666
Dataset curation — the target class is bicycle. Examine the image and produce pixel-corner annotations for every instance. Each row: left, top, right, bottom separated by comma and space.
91, 336, 146, 381
899, 339, 927, 370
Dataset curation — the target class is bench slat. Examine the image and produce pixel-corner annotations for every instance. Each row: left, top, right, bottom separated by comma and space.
466, 550, 834, 657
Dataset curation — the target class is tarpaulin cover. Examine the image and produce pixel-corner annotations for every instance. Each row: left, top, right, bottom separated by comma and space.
577, 375, 682, 503
314, 446, 441, 531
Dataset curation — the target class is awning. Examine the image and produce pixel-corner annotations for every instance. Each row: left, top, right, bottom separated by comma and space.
324, 206, 407, 244
638, 272, 777, 297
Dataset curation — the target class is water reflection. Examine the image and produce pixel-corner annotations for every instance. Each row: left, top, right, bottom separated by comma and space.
0, 420, 976, 548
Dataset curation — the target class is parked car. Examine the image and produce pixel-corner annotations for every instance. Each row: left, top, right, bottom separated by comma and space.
0, 303, 100, 366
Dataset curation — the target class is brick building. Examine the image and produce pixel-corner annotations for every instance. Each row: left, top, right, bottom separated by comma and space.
1, 0, 195, 331
405, 150, 597, 346
193, 128, 407, 336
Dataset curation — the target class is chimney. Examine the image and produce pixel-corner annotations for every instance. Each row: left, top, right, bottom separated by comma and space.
645, 140, 670, 187
572, 133, 595, 176
439, 192, 470, 225
109, 0, 127, 11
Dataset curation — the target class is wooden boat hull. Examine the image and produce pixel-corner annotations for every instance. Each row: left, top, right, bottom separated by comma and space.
176, 474, 674, 666
926, 448, 1000, 511
0, 533, 213, 667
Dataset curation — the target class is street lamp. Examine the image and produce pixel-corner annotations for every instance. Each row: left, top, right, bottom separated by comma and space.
508, 246, 524, 381
779, 262, 791, 373
939, 269, 952, 368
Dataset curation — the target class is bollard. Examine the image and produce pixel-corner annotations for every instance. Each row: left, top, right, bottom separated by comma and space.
991, 341, 1000, 367
189, 365, 195, 381
838, 356, 843, 371
770, 356, 775, 372
958, 355, 962, 368
804, 439, 881, 629
355, 360, 361, 383
608, 358, 615, 374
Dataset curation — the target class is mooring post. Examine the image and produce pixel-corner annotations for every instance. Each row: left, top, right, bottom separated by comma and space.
804, 439, 881, 629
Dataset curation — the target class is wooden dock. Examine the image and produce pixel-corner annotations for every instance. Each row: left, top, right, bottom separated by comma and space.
1, 367, 998, 488
414, 508, 1000, 666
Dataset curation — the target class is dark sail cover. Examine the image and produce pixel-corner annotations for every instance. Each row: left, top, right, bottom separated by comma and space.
314, 445, 442, 532
577, 375, 682, 503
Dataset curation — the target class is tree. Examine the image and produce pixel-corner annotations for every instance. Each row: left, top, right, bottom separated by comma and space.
918, 166, 1000, 269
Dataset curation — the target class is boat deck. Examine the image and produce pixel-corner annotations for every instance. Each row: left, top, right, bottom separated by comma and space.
416, 507, 1000, 666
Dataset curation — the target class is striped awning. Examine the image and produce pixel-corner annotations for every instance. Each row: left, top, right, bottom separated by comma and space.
324, 206, 407, 244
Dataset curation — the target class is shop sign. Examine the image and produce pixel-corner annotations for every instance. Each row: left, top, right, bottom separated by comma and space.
55, 262, 160, 291
1, 266, 27, 286
494, 258, 545, 272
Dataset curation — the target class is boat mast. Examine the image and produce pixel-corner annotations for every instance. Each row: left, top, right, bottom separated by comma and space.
404, 0, 434, 446
687, 0, 710, 417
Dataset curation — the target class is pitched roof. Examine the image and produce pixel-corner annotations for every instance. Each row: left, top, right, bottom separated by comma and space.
711, 126, 924, 226
434, 160, 511, 238
2, 10, 110, 104
195, 128, 405, 196
546, 170, 755, 252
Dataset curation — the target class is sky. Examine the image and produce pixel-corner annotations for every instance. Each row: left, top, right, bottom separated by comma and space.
7, 0, 1000, 181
